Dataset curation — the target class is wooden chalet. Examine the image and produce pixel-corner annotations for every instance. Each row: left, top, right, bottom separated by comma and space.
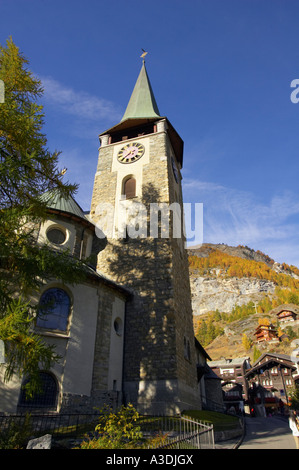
208, 357, 251, 406
269, 303, 299, 323
245, 353, 297, 414
277, 308, 298, 323
221, 381, 244, 414
254, 323, 279, 343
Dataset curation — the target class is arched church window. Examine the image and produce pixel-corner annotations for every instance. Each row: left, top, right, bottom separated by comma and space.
36, 288, 71, 331
123, 177, 136, 199
19, 371, 58, 409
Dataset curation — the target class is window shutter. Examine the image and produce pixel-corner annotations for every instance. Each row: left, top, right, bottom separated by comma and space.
124, 178, 136, 199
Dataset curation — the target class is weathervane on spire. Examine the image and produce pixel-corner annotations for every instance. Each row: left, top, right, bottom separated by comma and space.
140, 49, 148, 62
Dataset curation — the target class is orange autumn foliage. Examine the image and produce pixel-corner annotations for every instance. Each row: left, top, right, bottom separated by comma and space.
189, 249, 299, 290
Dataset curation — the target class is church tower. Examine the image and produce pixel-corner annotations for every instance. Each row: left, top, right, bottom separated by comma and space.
90, 59, 201, 414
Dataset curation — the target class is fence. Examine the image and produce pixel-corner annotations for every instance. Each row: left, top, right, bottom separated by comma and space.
0, 412, 215, 449
144, 415, 215, 449
0, 412, 100, 440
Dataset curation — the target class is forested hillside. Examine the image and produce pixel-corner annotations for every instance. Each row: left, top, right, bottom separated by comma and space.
188, 244, 299, 360
189, 245, 299, 289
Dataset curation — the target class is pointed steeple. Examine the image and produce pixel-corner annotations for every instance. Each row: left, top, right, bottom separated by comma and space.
121, 61, 160, 121
98, 58, 183, 168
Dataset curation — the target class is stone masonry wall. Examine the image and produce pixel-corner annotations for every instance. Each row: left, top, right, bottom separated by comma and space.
90, 128, 201, 411
91, 284, 114, 391
166, 139, 200, 397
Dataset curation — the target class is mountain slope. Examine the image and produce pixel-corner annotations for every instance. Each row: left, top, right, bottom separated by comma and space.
188, 243, 299, 360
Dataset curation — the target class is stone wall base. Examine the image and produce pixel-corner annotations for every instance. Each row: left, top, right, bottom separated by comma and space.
123, 379, 201, 415
60, 390, 123, 413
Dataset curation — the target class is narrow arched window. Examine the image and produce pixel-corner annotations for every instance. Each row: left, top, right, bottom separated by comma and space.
184, 336, 191, 361
37, 288, 71, 331
19, 372, 58, 409
123, 177, 136, 199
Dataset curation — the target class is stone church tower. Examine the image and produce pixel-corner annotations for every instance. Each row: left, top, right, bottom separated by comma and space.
90, 60, 201, 414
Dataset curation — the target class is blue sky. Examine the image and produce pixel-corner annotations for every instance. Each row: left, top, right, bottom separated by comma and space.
1, 0, 299, 267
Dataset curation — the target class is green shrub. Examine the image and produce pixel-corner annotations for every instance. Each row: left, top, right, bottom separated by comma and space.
0, 414, 33, 449
78, 404, 143, 449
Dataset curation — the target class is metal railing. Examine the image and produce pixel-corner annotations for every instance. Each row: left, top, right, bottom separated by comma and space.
0, 412, 100, 439
143, 415, 214, 449
0, 412, 215, 449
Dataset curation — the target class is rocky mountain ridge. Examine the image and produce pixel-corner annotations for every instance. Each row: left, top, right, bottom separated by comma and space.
190, 275, 275, 315
188, 243, 299, 316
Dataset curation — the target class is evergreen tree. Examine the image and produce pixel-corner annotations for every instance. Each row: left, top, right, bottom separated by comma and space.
0, 38, 87, 396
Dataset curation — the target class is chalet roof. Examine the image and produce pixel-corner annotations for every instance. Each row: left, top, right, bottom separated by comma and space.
245, 352, 296, 377
208, 357, 250, 368
253, 352, 293, 365
254, 323, 277, 333
268, 303, 299, 316
222, 381, 243, 390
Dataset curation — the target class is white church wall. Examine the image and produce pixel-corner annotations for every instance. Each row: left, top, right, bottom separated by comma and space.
57, 282, 99, 398
0, 367, 22, 413
38, 218, 76, 253
107, 296, 126, 392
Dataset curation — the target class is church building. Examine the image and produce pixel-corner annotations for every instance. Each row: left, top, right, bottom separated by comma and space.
0, 59, 206, 415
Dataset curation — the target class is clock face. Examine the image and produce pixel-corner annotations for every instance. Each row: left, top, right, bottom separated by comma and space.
117, 142, 145, 164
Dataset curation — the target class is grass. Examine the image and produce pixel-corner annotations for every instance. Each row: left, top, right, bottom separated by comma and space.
0, 409, 240, 448
182, 410, 240, 431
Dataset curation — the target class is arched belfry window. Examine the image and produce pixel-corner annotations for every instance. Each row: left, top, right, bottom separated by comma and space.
19, 371, 58, 409
37, 288, 71, 331
123, 177, 136, 199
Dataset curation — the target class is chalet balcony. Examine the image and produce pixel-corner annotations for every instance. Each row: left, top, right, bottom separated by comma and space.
221, 373, 235, 378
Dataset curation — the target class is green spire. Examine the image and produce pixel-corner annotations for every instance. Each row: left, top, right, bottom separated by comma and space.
121, 61, 160, 121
